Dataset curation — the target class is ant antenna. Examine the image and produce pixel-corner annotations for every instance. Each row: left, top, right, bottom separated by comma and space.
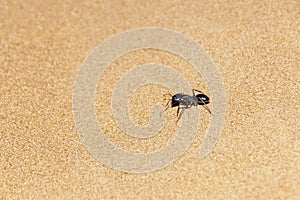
163, 93, 173, 111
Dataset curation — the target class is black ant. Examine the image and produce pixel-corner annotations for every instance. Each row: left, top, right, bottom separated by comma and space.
164, 89, 211, 122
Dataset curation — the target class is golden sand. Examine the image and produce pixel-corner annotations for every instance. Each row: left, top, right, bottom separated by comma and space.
1, 1, 299, 199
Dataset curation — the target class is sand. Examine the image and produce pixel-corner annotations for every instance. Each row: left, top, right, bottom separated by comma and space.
1, 0, 299, 199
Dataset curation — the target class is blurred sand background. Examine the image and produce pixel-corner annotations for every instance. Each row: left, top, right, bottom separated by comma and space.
0, 0, 299, 199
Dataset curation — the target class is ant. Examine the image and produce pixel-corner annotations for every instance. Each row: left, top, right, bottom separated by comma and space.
164, 89, 211, 122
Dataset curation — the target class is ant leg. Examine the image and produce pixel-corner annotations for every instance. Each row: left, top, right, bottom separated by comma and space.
176, 105, 184, 116
202, 105, 212, 114
192, 89, 196, 97
176, 109, 185, 124
192, 89, 204, 95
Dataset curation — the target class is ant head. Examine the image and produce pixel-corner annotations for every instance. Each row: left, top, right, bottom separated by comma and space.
171, 94, 180, 107
196, 94, 209, 105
